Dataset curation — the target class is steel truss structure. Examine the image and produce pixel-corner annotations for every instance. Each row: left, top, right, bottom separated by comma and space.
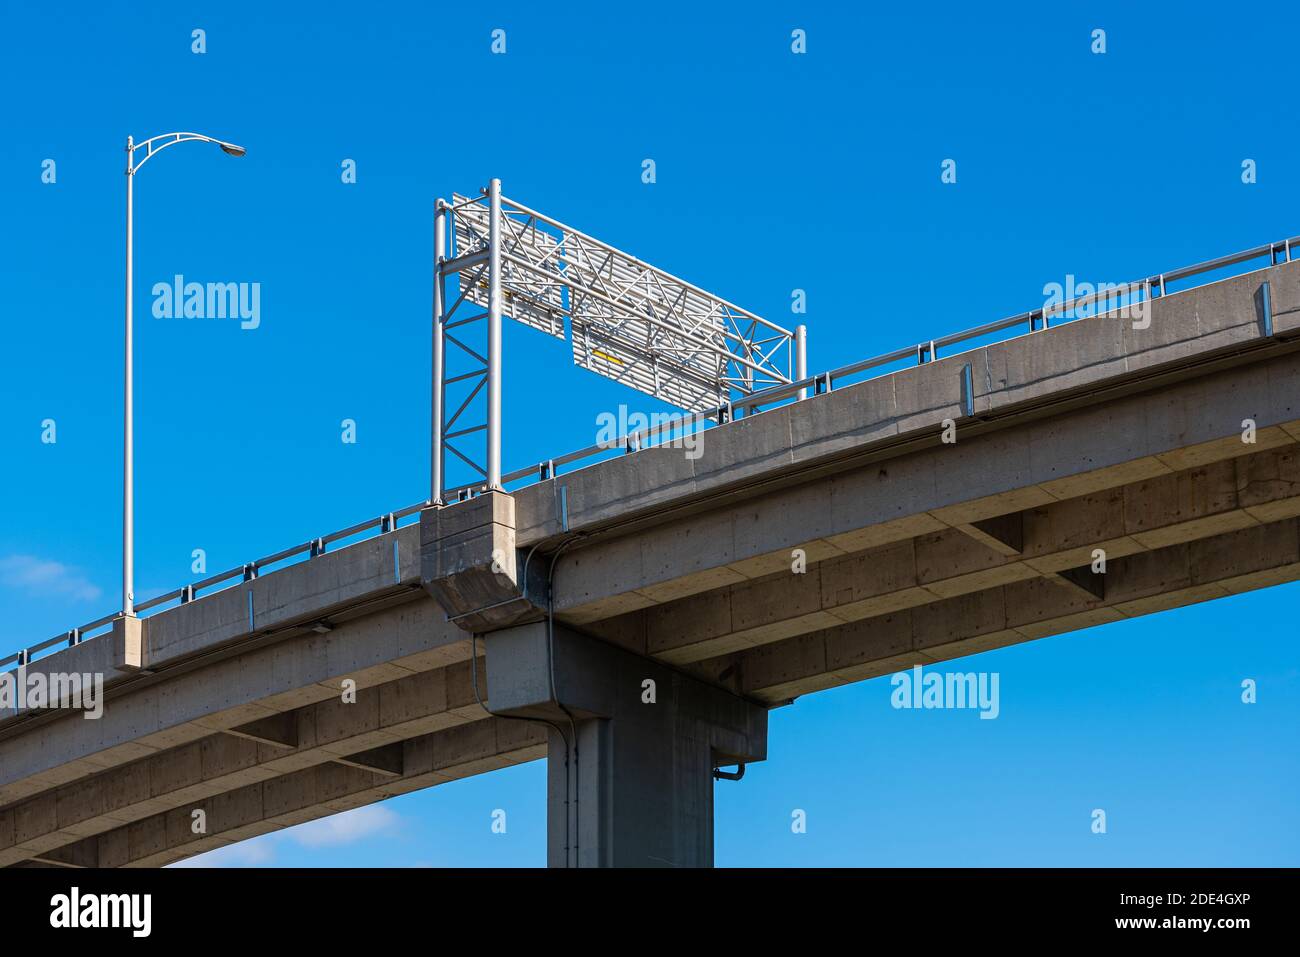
431, 179, 806, 503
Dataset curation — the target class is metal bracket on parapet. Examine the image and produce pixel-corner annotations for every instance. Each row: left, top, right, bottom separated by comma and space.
1256, 281, 1274, 338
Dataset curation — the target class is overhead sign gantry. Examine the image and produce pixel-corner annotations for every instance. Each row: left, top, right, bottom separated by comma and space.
431, 178, 806, 503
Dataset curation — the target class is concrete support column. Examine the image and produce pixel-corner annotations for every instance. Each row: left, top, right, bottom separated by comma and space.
485, 623, 768, 867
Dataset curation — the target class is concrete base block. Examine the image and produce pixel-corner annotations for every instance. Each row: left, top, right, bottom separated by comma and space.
420, 493, 544, 632
112, 616, 145, 673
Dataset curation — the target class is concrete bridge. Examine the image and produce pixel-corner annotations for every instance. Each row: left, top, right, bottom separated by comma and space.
3, 254, 1299, 867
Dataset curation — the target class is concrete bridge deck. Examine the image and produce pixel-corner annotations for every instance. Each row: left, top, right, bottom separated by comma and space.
3, 257, 1298, 866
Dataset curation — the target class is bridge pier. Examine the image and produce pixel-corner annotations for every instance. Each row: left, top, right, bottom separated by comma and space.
484, 623, 768, 867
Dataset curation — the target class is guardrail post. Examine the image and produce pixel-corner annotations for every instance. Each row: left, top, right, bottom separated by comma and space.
180, 585, 195, 603
66, 628, 81, 647
243, 563, 258, 582
310, 538, 326, 558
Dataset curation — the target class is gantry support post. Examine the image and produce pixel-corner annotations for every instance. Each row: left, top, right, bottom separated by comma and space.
486, 177, 503, 491
431, 199, 447, 505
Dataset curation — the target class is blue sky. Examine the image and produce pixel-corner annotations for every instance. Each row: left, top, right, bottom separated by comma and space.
1, 1, 1296, 866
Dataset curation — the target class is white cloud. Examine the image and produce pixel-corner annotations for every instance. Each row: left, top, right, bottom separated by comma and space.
0, 554, 102, 603
165, 804, 404, 868
169, 837, 276, 868
288, 804, 401, 848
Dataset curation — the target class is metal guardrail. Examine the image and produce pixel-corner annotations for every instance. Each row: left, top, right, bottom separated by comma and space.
5, 234, 1295, 671
0, 502, 430, 670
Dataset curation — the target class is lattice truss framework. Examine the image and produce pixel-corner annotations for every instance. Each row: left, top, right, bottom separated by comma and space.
433, 183, 798, 499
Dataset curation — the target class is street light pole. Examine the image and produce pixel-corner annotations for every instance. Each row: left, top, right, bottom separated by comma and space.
121, 131, 245, 620
123, 136, 135, 615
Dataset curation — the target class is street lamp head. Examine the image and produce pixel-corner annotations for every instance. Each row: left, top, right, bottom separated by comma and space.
218, 142, 246, 157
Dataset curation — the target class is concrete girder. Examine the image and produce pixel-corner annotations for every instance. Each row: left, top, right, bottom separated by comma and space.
582, 444, 1300, 665
691, 515, 1300, 703
0, 658, 492, 866
21, 717, 545, 869
547, 350, 1300, 628
0, 598, 470, 809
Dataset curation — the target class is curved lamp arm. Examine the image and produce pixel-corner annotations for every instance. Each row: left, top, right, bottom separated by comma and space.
120, 128, 244, 617
128, 131, 246, 174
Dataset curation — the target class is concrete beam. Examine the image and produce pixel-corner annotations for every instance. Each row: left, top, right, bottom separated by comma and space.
332, 742, 404, 777
23, 717, 545, 869
588, 445, 1300, 665
0, 658, 491, 866
0, 596, 468, 806
545, 350, 1300, 628
960, 513, 1025, 556
225, 712, 297, 750
694, 515, 1300, 702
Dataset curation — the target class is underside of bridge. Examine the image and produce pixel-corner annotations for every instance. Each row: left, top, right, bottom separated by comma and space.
2, 259, 1299, 866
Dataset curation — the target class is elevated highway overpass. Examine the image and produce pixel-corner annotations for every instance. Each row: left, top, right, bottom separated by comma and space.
3, 251, 1299, 866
